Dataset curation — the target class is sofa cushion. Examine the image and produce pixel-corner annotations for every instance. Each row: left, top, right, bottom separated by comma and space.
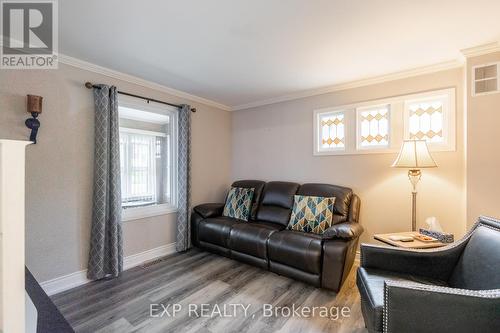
222, 187, 255, 221
232, 180, 266, 220
268, 230, 323, 274
297, 183, 353, 224
229, 221, 285, 259
287, 195, 335, 234
449, 225, 500, 290
357, 267, 448, 333
257, 181, 300, 226
198, 217, 243, 247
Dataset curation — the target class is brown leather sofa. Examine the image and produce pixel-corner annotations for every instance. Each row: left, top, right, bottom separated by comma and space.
191, 180, 363, 292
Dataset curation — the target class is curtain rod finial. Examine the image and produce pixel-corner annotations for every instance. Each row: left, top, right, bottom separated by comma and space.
85, 82, 93, 89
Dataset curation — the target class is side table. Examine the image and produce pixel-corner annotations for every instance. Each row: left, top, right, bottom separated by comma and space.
374, 231, 447, 249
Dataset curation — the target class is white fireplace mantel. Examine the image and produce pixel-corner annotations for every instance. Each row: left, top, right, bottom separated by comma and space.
0, 139, 31, 333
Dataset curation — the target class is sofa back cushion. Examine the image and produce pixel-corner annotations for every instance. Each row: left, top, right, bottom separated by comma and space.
256, 181, 300, 226
232, 180, 265, 220
297, 183, 353, 224
448, 225, 500, 290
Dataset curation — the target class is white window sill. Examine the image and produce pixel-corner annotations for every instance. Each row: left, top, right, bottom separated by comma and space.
122, 203, 178, 222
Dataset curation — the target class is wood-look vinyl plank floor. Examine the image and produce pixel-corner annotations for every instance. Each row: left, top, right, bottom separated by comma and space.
52, 249, 368, 333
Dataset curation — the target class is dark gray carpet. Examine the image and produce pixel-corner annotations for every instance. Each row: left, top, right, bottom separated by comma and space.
25, 267, 74, 333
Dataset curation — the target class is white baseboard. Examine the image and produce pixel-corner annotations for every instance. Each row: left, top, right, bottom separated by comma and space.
123, 243, 176, 270
41, 242, 176, 296
40, 270, 89, 296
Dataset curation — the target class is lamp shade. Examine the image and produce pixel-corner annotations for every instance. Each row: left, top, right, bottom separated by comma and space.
392, 140, 437, 168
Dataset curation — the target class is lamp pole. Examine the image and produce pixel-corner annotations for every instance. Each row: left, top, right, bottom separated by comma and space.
392, 140, 437, 232
408, 169, 421, 232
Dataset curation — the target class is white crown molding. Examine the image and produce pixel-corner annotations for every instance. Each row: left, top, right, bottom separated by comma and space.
57, 54, 232, 111
4, 39, 498, 111
460, 42, 500, 58
40, 243, 176, 296
232, 59, 464, 110
0, 39, 230, 111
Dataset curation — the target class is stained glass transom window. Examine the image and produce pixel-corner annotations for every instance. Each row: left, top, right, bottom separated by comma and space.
359, 106, 390, 147
320, 112, 345, 149
314, 88, 454, 155
408, 100, 444, 143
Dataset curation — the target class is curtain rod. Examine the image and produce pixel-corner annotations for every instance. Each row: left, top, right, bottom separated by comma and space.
84, 82, 196, 113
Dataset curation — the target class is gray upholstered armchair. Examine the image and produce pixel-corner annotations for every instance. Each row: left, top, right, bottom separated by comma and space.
357, 216, 500, 333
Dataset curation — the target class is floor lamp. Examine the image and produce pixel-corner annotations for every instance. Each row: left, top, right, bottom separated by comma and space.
392, 140, 437, 231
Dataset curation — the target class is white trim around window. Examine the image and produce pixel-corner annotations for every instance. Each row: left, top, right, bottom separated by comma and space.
122, 203, 178, 222
314, 109, 347, 154
313, 87, 456, 156
119, 127, 167, 138
403, 90, 456, 152
356, 104, 391, 151
118, 94, 179, 222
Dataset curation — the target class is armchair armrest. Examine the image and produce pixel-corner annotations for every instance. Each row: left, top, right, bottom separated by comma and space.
384, 281, 500, 333
361, 242, 467, 282
322, 221, 363, 240
193, 203, 225, 219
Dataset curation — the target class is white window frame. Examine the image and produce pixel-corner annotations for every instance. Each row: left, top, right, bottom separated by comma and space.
471, 61, 500, 97
403, 89, 455, 151
313, 87, 456, 156
356, 104, 391, 151
118, 95, 178, 222
314, 109, 347, 154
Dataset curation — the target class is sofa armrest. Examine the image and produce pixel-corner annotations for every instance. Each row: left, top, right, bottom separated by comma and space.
361, 242, 467, 281
384, 281, 500, 333
322, 221, 363, 240
193, 203, 225, 219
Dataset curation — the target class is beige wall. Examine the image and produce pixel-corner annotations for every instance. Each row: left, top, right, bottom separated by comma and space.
3, 59, 492, 281
0, 64, 232, 282
232, 68, 467, 245
466, 52, 500, 227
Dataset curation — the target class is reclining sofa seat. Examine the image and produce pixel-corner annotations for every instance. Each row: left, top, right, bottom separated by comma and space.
191, 180, 362, 292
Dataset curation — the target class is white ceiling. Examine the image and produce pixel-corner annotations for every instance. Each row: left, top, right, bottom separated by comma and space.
60, 0, 500, 109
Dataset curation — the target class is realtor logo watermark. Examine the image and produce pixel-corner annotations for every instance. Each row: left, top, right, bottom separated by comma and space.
1, 0, 58, 69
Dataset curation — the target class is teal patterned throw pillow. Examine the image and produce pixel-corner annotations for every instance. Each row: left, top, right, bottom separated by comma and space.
287, 195, 336, 234
222, 187, 255, 221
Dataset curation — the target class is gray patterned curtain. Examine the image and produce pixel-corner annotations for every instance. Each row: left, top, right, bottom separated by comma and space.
87, 85, 123, 280
175, 104, 192, 252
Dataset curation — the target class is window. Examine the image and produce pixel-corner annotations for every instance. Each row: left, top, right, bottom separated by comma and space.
403, 90, 454, 150
406, 99, 444, 143
313, 88, 455, 155
357, 105, 390, 149
118, 96, 177, 221
317, 111, 345, 152
120, 129, 169, 207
